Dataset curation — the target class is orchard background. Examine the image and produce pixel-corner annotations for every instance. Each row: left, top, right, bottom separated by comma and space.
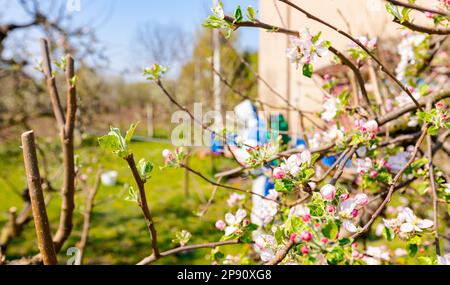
0, 0, 449, 265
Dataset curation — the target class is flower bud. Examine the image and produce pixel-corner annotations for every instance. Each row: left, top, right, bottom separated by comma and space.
320, 184, 336, 201
302, 214, 312, 223
301, 245, 309, 255
273, 167, 285, 180
340, 193, 350, 201
351, 209, 359, 218
355, 193, 369, 207
300, 231, 312, 242
370, 171, 379, 179
327, 205, 335, 214
215, 220, 226, 231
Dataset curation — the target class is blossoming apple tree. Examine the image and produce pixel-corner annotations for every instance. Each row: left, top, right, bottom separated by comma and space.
99, 0, 450, 265
13, 0, 450, 266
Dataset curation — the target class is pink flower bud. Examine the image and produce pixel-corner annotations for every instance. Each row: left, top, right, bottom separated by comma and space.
290, 233, 298, 243
436, 102, 445, 109
340, 193, 350, 201
301, 245, 309, 255
321, 238, 329, 244
364, 120, 379, 133
351, 209, 359, 218
215, 220, 226, 231
352, 243, 359, 248
300, 231, 312, 242
162, 149, 173, 159
327, 205, 335, 214
424, 12, 434, 18
320, 184, 336, 201
379, 159, 387, 167
302, 214, 312, 223
323, 74, 331, 81
370, 171, 379, 179
243, 219, 250, 226
355, 193, 369, 207
273, 167, 285, 180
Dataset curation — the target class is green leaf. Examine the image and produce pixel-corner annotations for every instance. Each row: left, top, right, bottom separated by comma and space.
275, 179, 294, 193
138, 159, 154, 181
125, 187, 139, 203
246, 6, 257, 21
308, 202, 324, 217
312, 32, 322, 43
125, 122, 139, 146
383, 227, 394, 241
428, 125, 439, 136
322, 220, 338, 239
302, 64, 313, 78
233, 5, 243, 23
386, 3, 401, 20
326, 247, 345, 265
406, 243, 418, 257
338, 238, 352, 246
98, 134, 121, 152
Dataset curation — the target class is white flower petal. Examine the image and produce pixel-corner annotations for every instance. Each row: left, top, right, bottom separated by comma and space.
224, 226, 238, 237
399, 223, 414, 233
235, 209, 247, 223
417, 219, 433, 229
343, 219, 358, 233
225, 213, 235, 225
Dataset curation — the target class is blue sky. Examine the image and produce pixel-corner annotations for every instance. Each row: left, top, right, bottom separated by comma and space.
1, 0, 259, 79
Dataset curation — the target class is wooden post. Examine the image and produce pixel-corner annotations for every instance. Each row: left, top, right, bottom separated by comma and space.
21, 131, 57, 265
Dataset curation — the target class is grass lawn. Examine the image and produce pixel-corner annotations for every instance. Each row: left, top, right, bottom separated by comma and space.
0, 139, 251, 265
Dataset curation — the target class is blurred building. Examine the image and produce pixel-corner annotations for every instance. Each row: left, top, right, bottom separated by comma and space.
257, 0, 426, 136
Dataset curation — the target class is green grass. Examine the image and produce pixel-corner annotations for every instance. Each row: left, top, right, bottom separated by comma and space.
0, 140, 249, 265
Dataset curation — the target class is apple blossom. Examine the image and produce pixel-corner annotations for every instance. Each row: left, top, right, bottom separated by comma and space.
224, 209, 247, 236
254, 234, 277, 262
215, 220, 226, 231
356, 158, 373, 174
320, 184, 336, 201
327, 205, 335, 214
354, 193, 369, 207
302, 214, 312, 223
273, 167, 285, 179
300, 231, 313, 242
340, 193, 350, 201
383, 207, 434, 238
363, 120, 379, 133
301, 245, 310, 255
227, 193, 246, 207
162, 149, 174, 163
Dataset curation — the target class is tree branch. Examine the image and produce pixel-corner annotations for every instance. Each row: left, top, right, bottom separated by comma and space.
125, 154, 160, 258
21, 131, 57, 265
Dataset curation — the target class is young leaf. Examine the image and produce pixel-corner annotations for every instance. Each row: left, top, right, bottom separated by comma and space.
125, 122, 139, 146
302, 64, 313, 78
233, 5, 243, 23
246, 6, 257, 22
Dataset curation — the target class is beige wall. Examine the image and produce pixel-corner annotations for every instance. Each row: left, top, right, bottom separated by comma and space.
258, 0, 427, 135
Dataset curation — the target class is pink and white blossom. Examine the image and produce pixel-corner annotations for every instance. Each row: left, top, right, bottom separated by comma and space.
320, 184, 336, 201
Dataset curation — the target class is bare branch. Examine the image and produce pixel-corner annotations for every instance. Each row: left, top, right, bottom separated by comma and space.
21, 131, 57, 265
